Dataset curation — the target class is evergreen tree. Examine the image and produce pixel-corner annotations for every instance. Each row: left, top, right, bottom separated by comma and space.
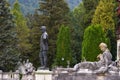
69, 0, 99, 64
32, 0, 70, 68
29, 13, 41, 68
92, 0, 116, 60
54, 25, 72, 67
82, 24, 110, 61
70, 2, 85, 63
92, 0, 115, 31
0, 0, 19, 71
82, 0, 99, 28
12, 0, 31, 59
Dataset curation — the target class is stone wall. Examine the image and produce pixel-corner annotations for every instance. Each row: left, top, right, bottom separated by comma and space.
53, 71, 120, 80
1, 70, 120, 80
0, 71, 19, 80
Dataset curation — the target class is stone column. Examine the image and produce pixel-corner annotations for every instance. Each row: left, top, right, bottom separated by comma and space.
117, 39, 120, 60
0, 70, 2, 80
13, 72, 20, 80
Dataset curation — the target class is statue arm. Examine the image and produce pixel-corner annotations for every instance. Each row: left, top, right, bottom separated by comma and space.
97, 54, 103, 60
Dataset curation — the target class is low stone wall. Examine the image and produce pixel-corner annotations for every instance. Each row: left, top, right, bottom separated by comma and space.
1, 69, 120, 80
0, 71, 19, 80
53, 71, 120, 80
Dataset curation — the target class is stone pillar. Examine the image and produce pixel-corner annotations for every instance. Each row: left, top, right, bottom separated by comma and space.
13, 72, 20, 80
0, 70, 2, 80
3, 72, 12, 80
117, 39, 120, 60
35, 70, 52, 80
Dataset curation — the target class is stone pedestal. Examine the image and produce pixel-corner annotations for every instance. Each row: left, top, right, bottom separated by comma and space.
117, 39, 120, 60
35, 70, 52, 80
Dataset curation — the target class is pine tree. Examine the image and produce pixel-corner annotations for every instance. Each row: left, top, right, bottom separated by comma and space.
0, 0, 19, 71
32, 0, 70, 68
12, 0, 31, 59
92, 0, 116, 60
54, 25, 72, 67
82, 24, 110, 61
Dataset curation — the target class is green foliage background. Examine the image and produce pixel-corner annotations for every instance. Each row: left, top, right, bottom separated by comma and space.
12, 0, 32, 59
82, 24, 110, 61
0, 0, 19, 71
54, 25, 72, 67
0, 0, 118, 71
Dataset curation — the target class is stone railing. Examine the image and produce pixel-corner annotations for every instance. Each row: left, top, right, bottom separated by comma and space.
1, 69, 120, 80
0, 70, 19, 80
0, 70, 52, 80
52, 69, 120, 80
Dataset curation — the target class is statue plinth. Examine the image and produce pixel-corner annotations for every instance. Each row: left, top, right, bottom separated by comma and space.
35, 69, 53, 80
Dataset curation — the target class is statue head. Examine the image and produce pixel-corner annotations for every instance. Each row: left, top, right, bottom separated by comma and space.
41, 26, 46, 33
99, 42, 107, 52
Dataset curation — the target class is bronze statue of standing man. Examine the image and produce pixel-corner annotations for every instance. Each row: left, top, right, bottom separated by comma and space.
39, 26, 48, 69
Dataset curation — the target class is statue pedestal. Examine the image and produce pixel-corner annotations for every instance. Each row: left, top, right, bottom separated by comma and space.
117, 39, 120, 60
35, 69, 52, 80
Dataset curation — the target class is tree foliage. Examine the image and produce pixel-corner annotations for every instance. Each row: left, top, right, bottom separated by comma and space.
82, 24, 110, 61
70, 0, 99, 63
92, 0, 116, 60
70, 2, 85, 63
92, 0, 115, 31
82, 0, 99, 28
12, 0, 31, 59
27, 13, 41, 68
54, 25, 72, 67
0, 0, 19, 71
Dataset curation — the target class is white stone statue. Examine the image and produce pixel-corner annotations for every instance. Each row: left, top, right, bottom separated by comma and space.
56, 43, 119, 74
17, 59, 35, 75
24, 59, 35, 75
18, 61, 26, 75
75, 43, 112, 73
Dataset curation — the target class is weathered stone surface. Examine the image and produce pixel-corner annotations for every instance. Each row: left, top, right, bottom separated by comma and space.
35, 69, 52, 80
53, 72, 120, 80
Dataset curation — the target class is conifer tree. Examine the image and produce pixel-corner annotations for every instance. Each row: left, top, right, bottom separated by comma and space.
54, 25, 72, 67
92, 0, 116, 60
0, 0, 19, 71
69, 0, 99, 63
70, 2, 85, 63
82, 24, 110, 61
82, 0, 99, 28
12, 0, 31, 59
92, 0, 115, 31
29, 13, 41, 68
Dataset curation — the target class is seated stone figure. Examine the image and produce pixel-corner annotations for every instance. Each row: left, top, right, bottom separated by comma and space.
73, 43, 112, 73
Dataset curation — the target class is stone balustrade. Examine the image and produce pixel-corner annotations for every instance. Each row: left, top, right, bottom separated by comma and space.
0, 69, 120, 80
0, 70, 19, 80
52, 69, 120, 80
